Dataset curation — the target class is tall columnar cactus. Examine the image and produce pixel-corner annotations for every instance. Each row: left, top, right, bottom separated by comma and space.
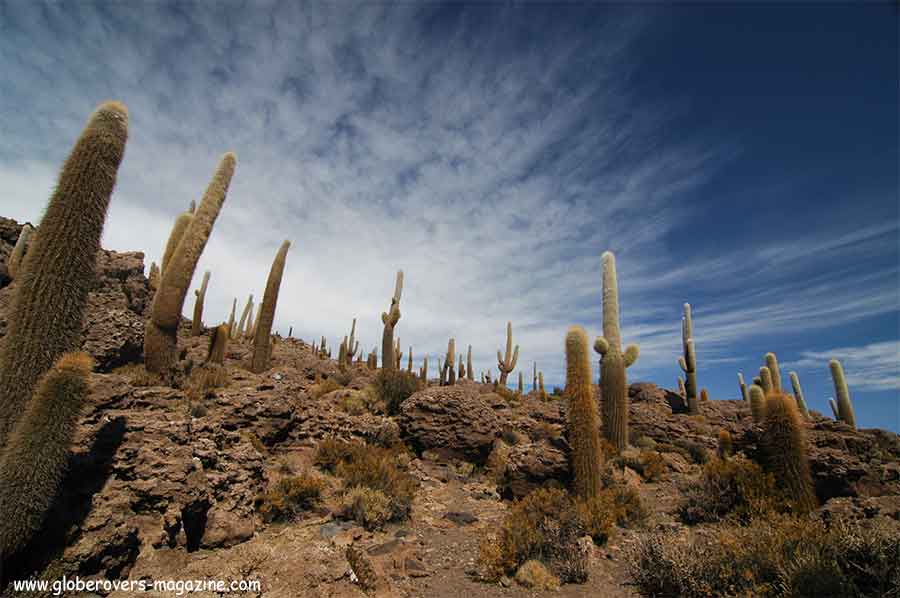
566, 326, 603, 500
749, 384, 766, 423
226, 298, 236, 336
762, 392, 818, 513
444, 339, 456, 385
829, 359, 856, 430
518, 371, 524, 394
206, 324, 229, 365
594, 252, 639, 452
533, 362, 538, 393
467, 345, 474, 381
828, 398, 840, 420
7, 223, 34, 280
145, 152, 235, 373
338, 338, 347, 369
765, 353, 783, 392
191, 270, 211, 336
236, 294, 253, 339
408, 348, 414, 373
0, 101, 128, 442
148, 261, 160, 292
759, 366, 774, 394
160, 209, 194, 276
737, 372, 749, 402
678, 303, 699, 415
420, 356, 428, 383
246, 304, 259, 341
344, 318, 358, 365
538, 372, 544, 395
439, 357, 446, 385
394, 338, 403, 370
381, 270, 403, 371
0, 352, 93, 555
251, 240, 290, 373
789, 371, 810, 420
496, 321, 520, 386
457, 353, 464, 379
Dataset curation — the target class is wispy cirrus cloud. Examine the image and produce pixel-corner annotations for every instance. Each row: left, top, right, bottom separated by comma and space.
784, 341, 900, 392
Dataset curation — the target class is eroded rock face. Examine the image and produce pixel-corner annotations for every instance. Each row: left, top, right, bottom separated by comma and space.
398, 386, 506, 464
0, 218, 151, 371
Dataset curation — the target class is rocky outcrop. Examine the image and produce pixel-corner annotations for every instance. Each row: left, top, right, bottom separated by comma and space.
398, 386, 507, 464
0, 217, 151, 371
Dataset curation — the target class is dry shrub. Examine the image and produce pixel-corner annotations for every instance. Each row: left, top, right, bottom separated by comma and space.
337, 390, 368, 415
515, 560, 560, 591
670, 438, 709, 465
112, 363, 164, 387
332, 369, 353, 387
621, 450, 667, 482
313, 438, 366, 471
310, 378, 341, 399
374, 369, 421, 415
578, 486, 646, 544
493, 384, 519, 402
679, 456, 788, 524
338, 486, 391, 530
630, 515, 900, 598
530, 421, 561, 442
255, 472, 325, 522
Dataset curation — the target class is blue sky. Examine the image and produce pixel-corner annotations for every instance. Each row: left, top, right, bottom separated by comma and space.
1, 2, 897, 431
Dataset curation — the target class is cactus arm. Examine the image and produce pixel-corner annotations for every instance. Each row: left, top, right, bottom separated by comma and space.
191, 270, 211, 336
8, 223, 35, 280
160, 211, 193, 276
789, 371, 810, 420
623, 344, 639, 368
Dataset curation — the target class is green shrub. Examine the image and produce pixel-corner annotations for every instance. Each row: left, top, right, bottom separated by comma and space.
679, 456, 786, 524
255, 473, 325, 522
374, 369, 421, 415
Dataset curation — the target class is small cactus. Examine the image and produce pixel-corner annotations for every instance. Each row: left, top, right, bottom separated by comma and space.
749, 384, 766, 423
496, 322, 519, 386
191, 270, 211, 336
762, 391, 817, 513
789, 371, 810, 420
381, 270, 403, 371
251, 240, 290, 373
146, 152, 235, 373
0, 102, 127, 441
765, 353, 783, 392
700, 388, 709, 402
206, 324, 229, 365
566, 326, 603, 500
0, 352, 93, 555
829, 359, 856, 429
594, 252, 638, 452
717, 429, 732, 460
7, 223, 34, 280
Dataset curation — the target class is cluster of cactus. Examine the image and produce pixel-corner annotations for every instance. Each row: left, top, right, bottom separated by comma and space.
145, 152, 235, 373
0, 102, 128, 556
565, 326, 603, 499
339, 318, 359, 369
678, 303, 699, 414
381, 270, 403, 371
594, 252, 638, 452
496, 321, 519, 386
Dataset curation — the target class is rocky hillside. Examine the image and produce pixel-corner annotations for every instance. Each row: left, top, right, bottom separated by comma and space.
0, 217, 898, 598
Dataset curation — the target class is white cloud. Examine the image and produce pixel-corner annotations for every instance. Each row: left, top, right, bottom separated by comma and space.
786, 341, 900, 392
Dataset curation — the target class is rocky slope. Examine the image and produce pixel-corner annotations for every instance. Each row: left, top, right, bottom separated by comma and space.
0, 217, 897, 597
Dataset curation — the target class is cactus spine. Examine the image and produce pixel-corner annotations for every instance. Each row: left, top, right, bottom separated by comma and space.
594, 252, 638, 452
678, 303, 699, 414
496, 321, 520, 386
737, 372, 749, 401
762, 392, 817, 513
789, 371, 810, 420
251, 240, 290, 373
0, 352, 93, 555
765, 352, 783, 392
0, 102, 127, 442
829, 359, 856, 429
566, 326, 603, 500
191, 270, 211, 336
381, 270, 403, 371
467, 345, 474, 381
7, 223, 34, 280
236, 294, 253, 339
749, 384, 766, 423
145, 152, 235, 373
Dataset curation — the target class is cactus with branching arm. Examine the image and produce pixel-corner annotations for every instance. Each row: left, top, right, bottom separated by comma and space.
496, 321, 519, 386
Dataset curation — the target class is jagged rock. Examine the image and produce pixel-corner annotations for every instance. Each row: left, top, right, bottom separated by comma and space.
398, 385, 505, 464
501, 439, 570, 499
